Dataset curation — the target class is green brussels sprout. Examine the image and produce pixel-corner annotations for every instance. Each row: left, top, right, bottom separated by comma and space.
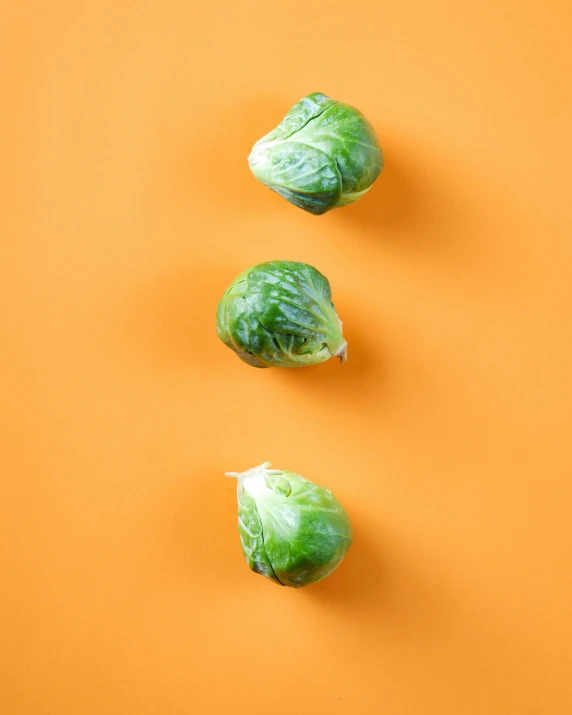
227, 462, 353, 588
216, 260, 347, 368
248, 92, 383, 215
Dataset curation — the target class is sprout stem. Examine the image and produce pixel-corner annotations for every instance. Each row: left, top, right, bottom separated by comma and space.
225, 462, 272, 480
333, 340, 348, 363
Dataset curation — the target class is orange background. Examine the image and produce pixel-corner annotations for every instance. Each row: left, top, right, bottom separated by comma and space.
2, 1, 572, 713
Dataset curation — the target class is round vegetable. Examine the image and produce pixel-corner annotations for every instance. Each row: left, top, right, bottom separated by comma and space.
248, 92, 383, 215
227, 462, 353, 588
216, 260, 347, 368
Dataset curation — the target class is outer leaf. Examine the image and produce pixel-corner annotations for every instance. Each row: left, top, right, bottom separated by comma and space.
247, 261, 336, 337
237, 487, 282, 585
255, 92, 338, 144
249, 142, 341, 215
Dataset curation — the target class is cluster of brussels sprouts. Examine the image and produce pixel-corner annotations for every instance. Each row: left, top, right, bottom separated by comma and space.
218, 92, 383, 588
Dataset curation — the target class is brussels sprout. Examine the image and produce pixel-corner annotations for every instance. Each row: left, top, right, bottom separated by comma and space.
248, 92, 383, 215
216, 260, 347, 368
227, 462, 353, 588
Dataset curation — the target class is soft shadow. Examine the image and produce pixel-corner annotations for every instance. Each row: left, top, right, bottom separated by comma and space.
273, 317, 386, 410
342, 150, 411, 231
301, 510, 456, 644
304, 513, 387, 617
333, 131, 472, 260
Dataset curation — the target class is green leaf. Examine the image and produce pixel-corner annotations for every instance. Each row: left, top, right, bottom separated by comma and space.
237, 488, 282, 585
249, 142, 342, 215
258, 92, 338, 143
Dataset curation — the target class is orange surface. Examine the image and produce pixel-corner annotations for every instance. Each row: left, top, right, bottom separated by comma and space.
2, 1, 572, 713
